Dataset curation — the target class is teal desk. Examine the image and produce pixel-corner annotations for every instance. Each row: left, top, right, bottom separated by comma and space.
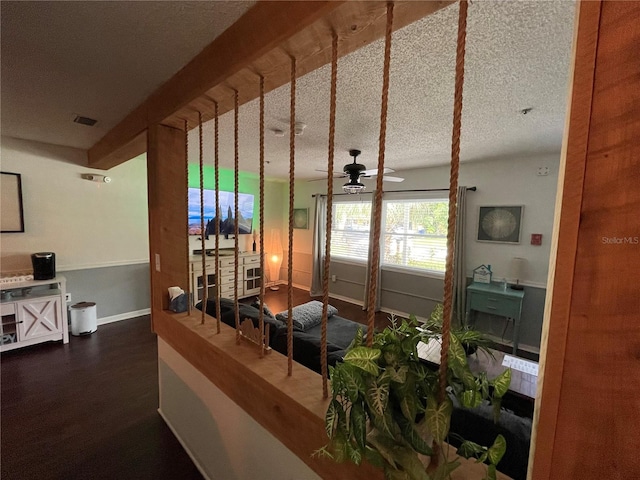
466, 283, 525, 354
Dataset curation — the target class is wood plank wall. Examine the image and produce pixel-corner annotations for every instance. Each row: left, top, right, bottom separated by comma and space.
531, 1, 640, 478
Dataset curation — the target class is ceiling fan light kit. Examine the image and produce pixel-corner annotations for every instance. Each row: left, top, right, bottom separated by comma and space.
343, 179, 366, 194
340, 148, 404, 193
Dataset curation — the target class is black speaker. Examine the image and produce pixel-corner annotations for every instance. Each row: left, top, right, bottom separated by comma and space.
31, 252, 56, 280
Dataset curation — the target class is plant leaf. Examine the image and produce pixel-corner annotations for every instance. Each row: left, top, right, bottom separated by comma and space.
487, 434, 507, 465
491, 368, 512, 399
350, 402, 367, 451
396, 414, 433, 456
393, 446, 431, 480
364, 445, 386, 468
325, 399, 340, 438
425, 397, 452, 444
344, 347, 381, 376
399, 390, 418, 422
460, 389, 483, 409
457, 440, 486, 459
368, 378, 390, 417
485, 464, 497, 480
341, 363, 366, 402
388, 365, 409, 384
347, 327, 365, 351
346, 440, 363, 465
331, 430, 348, 463
368, 430, 399, 470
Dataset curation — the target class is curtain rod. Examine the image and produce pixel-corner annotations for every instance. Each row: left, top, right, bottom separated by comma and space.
312, 186, 476, 198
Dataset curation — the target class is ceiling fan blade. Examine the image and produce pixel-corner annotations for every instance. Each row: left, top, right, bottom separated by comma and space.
361, 174, 405, 182
361, 167, 395, 176
382, 175, 404, 182
314, 168, 346, 178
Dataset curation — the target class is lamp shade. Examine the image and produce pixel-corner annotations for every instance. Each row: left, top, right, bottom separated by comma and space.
268, 229, 283, 289
509, 257, 526, 285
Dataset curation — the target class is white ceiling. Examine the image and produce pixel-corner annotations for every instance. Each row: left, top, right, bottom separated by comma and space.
2, 1, 576, 180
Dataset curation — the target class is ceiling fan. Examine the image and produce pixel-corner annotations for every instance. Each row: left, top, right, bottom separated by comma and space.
341, 149, 404, 193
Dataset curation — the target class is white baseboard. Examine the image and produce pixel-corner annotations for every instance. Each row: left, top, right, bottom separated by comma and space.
97, 308, 151, 325
157, 408, 213, 480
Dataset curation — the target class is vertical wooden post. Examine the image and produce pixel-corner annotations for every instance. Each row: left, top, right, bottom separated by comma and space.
531, 1, 640, 478
147, 124, 189, 326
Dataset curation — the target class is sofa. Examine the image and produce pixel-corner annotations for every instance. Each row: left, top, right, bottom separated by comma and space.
196, 298, 365, 374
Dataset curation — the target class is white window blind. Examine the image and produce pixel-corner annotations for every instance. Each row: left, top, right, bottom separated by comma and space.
330, 201, 372, 261
382, 199, 449, 273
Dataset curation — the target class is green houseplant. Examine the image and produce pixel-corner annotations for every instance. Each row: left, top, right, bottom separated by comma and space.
317, 306, 511, 480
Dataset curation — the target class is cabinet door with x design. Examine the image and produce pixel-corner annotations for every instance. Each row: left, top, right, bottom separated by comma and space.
17, 297, 63, 341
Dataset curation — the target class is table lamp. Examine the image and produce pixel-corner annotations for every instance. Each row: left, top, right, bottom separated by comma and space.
509, 257, 526, 290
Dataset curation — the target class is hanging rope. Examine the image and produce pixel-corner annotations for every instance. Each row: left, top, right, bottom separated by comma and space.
214, 101, 222, 334
439, 0, 468, 404
259, 74, 266, 358
366, 1, 394, 347
287, 55, 297, 376
184, 119, 192, 316
198, 112, 207, 325
233, 89, 241, 344
321, 32, 339, 397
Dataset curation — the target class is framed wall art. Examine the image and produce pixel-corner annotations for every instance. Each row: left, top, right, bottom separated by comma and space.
293, 208, 308, 229
1, 172, 25, 233
477, 205, 523, 244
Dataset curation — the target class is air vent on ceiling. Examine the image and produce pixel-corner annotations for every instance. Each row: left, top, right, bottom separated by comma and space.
73, 115, 97, 126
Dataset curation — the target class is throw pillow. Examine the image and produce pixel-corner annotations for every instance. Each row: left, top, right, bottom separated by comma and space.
276, 300, 338, 331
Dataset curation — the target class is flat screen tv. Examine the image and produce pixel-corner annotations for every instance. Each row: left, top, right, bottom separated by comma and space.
188, 188, 254, 237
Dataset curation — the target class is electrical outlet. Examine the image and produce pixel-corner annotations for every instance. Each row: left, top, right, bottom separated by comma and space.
331, 274, 337, 282
65, 293, 71, 302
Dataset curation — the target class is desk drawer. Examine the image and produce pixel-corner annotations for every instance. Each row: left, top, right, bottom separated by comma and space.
219, 266, 240, 277
243, 255, 260, 265
219, 284, 236, 297
469, 293, 521, 318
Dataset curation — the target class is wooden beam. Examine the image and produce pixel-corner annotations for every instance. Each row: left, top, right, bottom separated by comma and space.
531, 0, 640, 477
147, 123, 188, 318
88, 0, 452, 169
88, 1, 343, 169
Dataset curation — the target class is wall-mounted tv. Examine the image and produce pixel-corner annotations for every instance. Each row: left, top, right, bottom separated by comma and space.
188, 188, 254, 237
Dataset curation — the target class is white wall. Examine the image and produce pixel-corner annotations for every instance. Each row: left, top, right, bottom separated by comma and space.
294, 153, 560, 288
158, 338, 322, 480
1, 136, 149, 273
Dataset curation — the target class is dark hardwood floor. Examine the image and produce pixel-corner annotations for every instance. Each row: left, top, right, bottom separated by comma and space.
0, 287, 397, 480
1, 316, 203, 480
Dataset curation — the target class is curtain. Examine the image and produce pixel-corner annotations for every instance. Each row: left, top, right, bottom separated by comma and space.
453, 186, 468, 326
363, 190, 382, 312
310, 195, 327, 297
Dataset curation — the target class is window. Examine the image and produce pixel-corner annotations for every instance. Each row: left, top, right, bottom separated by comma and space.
329, 197, 449, 273
382, 199, 449, 273
330, 201, 371, 261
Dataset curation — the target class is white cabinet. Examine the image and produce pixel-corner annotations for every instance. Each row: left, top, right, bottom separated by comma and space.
0, 276, 69, 352
189, 253, 262, 305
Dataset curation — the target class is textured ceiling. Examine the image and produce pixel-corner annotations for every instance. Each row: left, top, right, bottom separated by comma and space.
1, 1, 255, 149
189, 0, 576, 180
2, 1, 576, 180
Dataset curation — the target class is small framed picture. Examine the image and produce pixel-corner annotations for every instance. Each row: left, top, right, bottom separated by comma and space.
1, 172, 25, 233
477, 206, 523, 244
472, 265, 492, 284
293, 208, 308, 229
